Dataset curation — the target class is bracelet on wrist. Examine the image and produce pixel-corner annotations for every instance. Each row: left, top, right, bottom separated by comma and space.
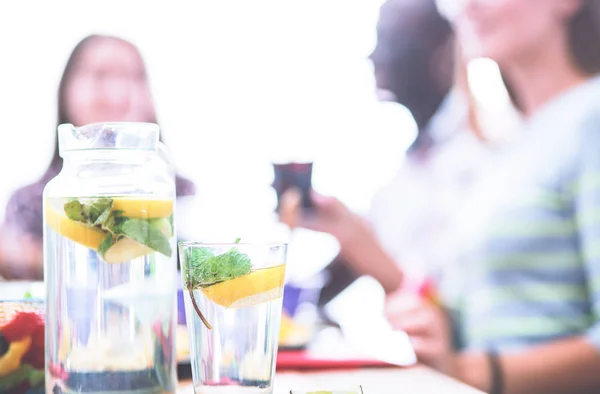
488, 349, 504, 394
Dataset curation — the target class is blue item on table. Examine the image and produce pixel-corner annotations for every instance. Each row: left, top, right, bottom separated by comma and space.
177, 276, 186, 325
282, 283, 321, 317
177, 290, 186, 325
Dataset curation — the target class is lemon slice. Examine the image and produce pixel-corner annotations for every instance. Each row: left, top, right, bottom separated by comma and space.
201, 265, 285, 308
176, 325, 191, 361
45, 201, 105, 250
102, 237, 155, 264
45, 199, 168, 264
112, 198, 173, 219
279, 312, 295, 341
290, 391, 363, 394
278, 313, 310, 346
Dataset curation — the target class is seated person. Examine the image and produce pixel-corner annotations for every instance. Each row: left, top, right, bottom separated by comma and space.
387, 1, 600, 393
297, 0, 508, 306
0, 34, 195, 280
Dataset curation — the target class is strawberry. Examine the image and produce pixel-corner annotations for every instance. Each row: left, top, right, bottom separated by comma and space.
1, 312, 44, 342
22, 325, 45, 369
1, 311, 46, 373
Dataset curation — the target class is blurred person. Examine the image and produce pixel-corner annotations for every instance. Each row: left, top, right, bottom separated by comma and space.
0, 34, 195, 280
301, 0, 510, 305
386, 1, 600, 393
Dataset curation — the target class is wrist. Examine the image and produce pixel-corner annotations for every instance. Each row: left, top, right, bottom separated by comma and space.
453, 352, 493, 393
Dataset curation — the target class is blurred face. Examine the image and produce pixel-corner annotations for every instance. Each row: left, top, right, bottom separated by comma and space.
369, 0, 451, 105
456, 0, 581, 66
64, 38, 155, 126
370, 3, 425, 95
370, 4, 405, 93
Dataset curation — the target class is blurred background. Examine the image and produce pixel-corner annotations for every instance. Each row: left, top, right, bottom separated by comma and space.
4, 1, 600, 391
0, 1, 517, 327
0, 0, 508, 282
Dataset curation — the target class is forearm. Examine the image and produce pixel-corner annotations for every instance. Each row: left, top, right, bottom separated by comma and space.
340, 235, 403, 294
455, 337, 600, 394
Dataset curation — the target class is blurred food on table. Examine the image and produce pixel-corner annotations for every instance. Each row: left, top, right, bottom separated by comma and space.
0, 300, 46, 393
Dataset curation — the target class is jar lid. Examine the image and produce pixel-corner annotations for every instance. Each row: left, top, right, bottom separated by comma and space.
57, 122, 159, 156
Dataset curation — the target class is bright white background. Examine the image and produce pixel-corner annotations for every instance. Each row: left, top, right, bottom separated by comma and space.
0, 1, 508, 285
0, 0, 420, 281
0, 0, 414, 214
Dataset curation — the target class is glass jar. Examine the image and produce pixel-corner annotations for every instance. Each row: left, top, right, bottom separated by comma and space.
43, 122, 177, 394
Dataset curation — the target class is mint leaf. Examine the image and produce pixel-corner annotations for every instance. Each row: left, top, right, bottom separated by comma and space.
117, 218, 172, 257
149, 217, 173, 238
185, 245, 251, 288
98, 233, 117, 257
64, 198, 113, 226
64, 200, 85, 222
183, 248, 214, 287
90, 198, 114, 226
27, 365, 45, 388
102, 210, 124, 231
87, 198, 113, 225
0, 364, 44, 391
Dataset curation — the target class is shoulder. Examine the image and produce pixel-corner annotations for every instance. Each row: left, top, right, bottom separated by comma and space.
5, 166, 58, 221
536, 90, 600, 189
573, 109, 600, 173
175, 175, 197, 198
524, 80, 600, 179
562, 86, 600, 167
6, 182, 45, 212
568, 78, 600, 143
3, 181, 46, 238
577, 104, 600, 140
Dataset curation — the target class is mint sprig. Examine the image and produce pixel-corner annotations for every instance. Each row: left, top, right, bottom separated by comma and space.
184, 245, 251, 289
65, 198, 113, 226
117, 218, 172, 257
183, 239, 251, 330
64, 198, 172, 259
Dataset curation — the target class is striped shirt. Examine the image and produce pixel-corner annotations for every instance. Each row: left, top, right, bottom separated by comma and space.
368, 89, 517, 281
453, 76, 600, 352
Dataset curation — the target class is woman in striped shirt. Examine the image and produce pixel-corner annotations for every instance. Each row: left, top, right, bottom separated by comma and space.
387, 1, 600, 393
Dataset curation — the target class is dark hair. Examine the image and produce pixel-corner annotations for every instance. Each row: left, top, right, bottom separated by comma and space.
405, 1, 455, 151
371, 0, 455, 154
569, 0, 600, 74
45, 34, 195, 196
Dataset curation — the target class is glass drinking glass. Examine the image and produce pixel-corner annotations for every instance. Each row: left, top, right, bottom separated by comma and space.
179, 242, 287, 394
